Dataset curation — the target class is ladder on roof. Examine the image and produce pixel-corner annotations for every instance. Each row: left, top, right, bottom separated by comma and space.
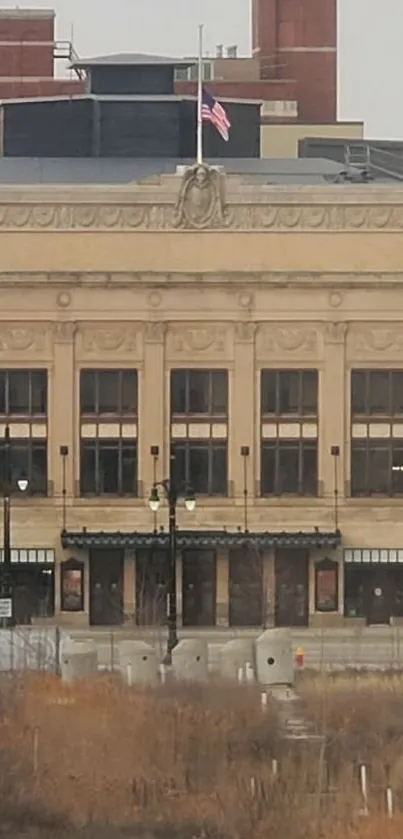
344, 143, 370, 170
53, 40, 85, 81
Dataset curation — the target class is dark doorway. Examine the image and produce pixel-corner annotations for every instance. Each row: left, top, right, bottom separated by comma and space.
135, 549, 169, 626
12, 567, 54, 625
229, 547, 263, 627
275, 549, 309, 627
344, 565, 403, 625
89, 549, 124, 626
182, 549, 216, 627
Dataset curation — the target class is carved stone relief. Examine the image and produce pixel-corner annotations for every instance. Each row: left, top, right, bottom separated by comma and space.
53, 322, 77, 344
324, 322, 348, 344
350, 326, 403, 355
258, 325, 317, 355
79, 324, 139, 354
1, 198, 403, 231
144, 322, 166, 343
168, 324, 228, 354
235, 322, 257, 342
0, 326, 46, 352
173, 164, 228, 230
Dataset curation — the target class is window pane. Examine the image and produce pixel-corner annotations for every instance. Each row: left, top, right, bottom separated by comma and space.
278, 444, 299, 493
351, 445, 367, 496
261, 371, 276, 414
98, 372, 119, 414
80, 443, 96, 494
211, 445, 227, 494
80, 371, 96, 414
211, 371, 228, 414
11, 443, 29, 487
279, 372, 299, 414
392, 446, 403, 494
351, 371, 366, 414
261, 445, 275, 494
31, 371, 47, 414
98, 442, 119, 493
302, 371, 318, 414
31, 443, 47, 495
0, 372, 5, 414
9, 371, 29, 413
171, 444, 186, 486
368, 371, 390, 415
121, 371, 137, 414
302, 444, 317, 495
368, 445, 390, 494
188, 371, 209, 413
189, 445, 209, 493
171, 371, 186, 414
392, 372, 403, 415
121, 442, 137, 494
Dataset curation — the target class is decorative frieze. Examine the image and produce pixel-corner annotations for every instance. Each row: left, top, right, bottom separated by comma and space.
77, 324, 140, 356
0, 325, 47, 353
348, 325, 403, 358
257, 324, 318, 356
167, 323, 229, 356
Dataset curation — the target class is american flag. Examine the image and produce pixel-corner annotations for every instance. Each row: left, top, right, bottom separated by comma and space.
201, 89, 231, 142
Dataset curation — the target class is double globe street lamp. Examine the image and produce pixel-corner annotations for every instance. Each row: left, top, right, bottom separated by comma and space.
149, 479, 195, 664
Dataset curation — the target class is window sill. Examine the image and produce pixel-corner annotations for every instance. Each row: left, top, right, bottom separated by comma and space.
347, 496, 403, 505
75, 496, 143, 505
257, 495, 321, 503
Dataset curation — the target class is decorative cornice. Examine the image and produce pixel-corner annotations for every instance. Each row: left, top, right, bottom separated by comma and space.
1, 179, 403, 231
2, 270, 403, 290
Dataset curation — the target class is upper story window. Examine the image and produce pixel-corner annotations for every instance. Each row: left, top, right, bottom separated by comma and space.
0, 370, 47, 416
171, 370, 228, 416
80, 370, 137, 416
174, 62, 212, 82
351, 370, 403, 416
261, 370, 318, 416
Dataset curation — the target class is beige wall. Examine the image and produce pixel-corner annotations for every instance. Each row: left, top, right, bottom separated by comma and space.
261, 121, 364, 158
214, 57, 261, 81
0, 176, 403, 610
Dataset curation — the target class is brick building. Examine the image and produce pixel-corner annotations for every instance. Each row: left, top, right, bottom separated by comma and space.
0, 8, 83, 99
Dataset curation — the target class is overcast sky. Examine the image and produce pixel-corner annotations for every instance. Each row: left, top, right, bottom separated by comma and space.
46, 0, 403, 139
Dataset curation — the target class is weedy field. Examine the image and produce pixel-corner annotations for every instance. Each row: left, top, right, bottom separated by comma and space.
2, 671, 403, 838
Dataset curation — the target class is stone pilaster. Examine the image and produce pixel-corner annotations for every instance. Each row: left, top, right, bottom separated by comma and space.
230, 322, 257, 502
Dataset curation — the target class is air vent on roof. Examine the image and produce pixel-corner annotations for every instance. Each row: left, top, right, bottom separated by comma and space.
226, 45, 238, 58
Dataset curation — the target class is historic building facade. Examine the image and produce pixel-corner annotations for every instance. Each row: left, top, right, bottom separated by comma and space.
1, 168, 403, 628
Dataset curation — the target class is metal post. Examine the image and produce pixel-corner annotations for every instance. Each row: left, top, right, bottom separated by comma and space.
241, 446, 250, 533
165, 485, 178, 664
330, 445, 340, 533
1, 424, 13, 626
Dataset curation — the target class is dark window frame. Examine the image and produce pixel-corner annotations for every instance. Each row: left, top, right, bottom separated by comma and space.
350, 438, 403, 497
80, 438, 138, 497
260, 439, 318, 497
80, 369, 138, 417
0, 437, 48, 496
171, 440, 228, 497
261, 369, 318, 417
0, 369, 47, 416
351, 369, 403, 417
170, 369, 228, 416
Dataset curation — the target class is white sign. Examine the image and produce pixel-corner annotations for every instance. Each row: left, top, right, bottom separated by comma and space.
0, 598, 12, 618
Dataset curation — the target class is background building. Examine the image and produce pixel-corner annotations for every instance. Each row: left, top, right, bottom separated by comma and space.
0, 158, 402, 629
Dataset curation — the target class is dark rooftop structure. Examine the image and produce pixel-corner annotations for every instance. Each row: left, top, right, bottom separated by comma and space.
71, 52, 194, 68
0, 155, 387, 185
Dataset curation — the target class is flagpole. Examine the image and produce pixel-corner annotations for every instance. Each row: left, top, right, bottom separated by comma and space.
196, 23, 203, 165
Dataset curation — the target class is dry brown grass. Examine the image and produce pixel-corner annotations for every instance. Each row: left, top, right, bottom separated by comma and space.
2, 671, 403, 838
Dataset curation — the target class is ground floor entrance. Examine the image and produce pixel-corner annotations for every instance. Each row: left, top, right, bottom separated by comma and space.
229, 547, 263, 627
344, 564, 403, 625
182, 549, 216, 627
12, 566, 54, 624
274, 549, 309, 627
89, 549, 124, 626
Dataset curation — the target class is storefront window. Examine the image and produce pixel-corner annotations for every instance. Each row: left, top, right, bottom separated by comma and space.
61, 558, 84, 612
315, 558, 339, 613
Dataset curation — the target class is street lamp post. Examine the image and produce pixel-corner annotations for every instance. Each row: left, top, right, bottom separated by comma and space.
0, 425, 29, 626
148, 479, 195, 664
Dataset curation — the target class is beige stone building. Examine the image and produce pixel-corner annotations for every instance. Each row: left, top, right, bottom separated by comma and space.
1, 165, 403, 629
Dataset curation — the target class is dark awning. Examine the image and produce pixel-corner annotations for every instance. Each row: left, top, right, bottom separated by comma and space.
61, 529, 341, 551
